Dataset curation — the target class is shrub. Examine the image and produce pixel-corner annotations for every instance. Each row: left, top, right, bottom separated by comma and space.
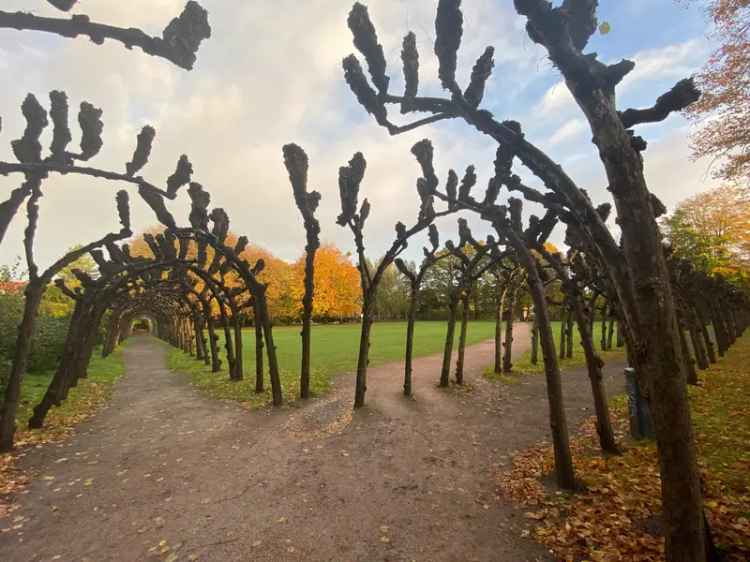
0, 293, 71, 379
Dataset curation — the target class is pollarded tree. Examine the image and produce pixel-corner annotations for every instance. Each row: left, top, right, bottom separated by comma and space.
535, 243, 619, 454
342, 2, 709, 554
440, 219, 508, 386
393, 223, 446, 397
489, 259, 524, 374
409, 139, 577, 489
283, 144, 322, 399
336, 140, 457, 408
0, 187, 132, 450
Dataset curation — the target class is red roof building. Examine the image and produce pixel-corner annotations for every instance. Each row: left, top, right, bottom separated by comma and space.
0, 281, 26, 295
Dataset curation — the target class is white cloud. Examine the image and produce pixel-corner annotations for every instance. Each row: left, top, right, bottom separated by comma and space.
619, 38, 708, 94
548, 119, 588, 146
535, 80, 576, 116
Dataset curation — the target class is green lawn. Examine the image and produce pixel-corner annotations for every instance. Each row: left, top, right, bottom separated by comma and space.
14, 346, 126, 445
486, 320, 626, 382
168, 320, 498, 407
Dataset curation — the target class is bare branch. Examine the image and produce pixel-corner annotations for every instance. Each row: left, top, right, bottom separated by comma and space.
401, 32, 419, 108
23, 181, 42, 280
126, 126, 156, 177
0, 161, 171, 198
0, 2, 211, 70
348, 3, 389, 95
619, 78, 701, 128
49, 90, 72, 164
561, 0, 598, 51
77, 101, 103, 161
337, 152, 367, 226
12, 94, 47, 164
464, 47, 494, 108
435, 0, 463, 94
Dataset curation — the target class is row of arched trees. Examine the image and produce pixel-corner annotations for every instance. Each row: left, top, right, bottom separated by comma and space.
1, 2, 749, 561
333, 2, 750, 560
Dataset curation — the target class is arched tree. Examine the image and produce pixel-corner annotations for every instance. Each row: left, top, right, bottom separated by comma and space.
0, 188, 132, 450
342, 1, 712, 553
393, 224, 446, 397
439, 220, 508, 386
336, 140, 456, 408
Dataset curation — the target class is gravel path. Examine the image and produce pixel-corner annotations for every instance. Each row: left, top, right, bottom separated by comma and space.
1, 327, 626, 562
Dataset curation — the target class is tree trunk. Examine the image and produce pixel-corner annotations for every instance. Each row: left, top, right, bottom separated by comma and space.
66, 304, 106, 395
606, 313, 615, 350
502, 287, 516, 373
440, 293, 459, 387
254, 305, 264, 393
403, 284, 418, 397
530, 310, 539, 365
574, 81, 706, 560
454, 292, 470, 385
559, 306, 567, 360
698, 310, 717, 364
494, 285, 507, 373
512, 241, 576, 490
29, 299, 85, 429
103, 313, 120, 358
299, 247, 316, 399
193, 315, 205, 361
676, 312, 698, 385
233, 313, 243, 380
354, 298, 374, 408
686, 308, 709, 371
0, 284, 43, 451
221, 314, 236, 380
200, 316, 210, 366
256, 290, 282, 406
206, 313, 221, 373
572, 299, 619, 453
566, 313, 574, 358
710, 304, 728, 357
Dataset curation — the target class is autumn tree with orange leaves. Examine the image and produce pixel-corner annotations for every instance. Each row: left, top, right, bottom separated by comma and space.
663, 184, 750, 284
686, 0, 750, 181
291, 244, 361, 321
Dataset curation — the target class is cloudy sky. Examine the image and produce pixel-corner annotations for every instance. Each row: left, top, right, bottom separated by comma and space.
0, 0, 721, 271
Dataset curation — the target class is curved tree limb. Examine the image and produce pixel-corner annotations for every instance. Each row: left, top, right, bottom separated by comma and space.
0, 2, 211, 70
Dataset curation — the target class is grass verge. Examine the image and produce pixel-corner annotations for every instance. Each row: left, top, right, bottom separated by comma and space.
498, 333, 750, 561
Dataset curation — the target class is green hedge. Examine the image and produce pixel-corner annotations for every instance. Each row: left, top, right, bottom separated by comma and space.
0, 294, 71, 388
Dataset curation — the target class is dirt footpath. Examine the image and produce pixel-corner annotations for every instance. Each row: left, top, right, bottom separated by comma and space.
0, 328, 625, 562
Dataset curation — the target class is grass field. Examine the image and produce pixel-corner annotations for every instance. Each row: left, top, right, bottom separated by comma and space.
168, 320, 499, 407
485, 320, 626, 382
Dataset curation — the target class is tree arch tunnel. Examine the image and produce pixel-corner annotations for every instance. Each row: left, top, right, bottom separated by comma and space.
3, 184, 288, 448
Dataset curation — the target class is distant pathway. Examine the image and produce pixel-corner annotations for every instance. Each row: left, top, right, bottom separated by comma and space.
1, 329, 625, 562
